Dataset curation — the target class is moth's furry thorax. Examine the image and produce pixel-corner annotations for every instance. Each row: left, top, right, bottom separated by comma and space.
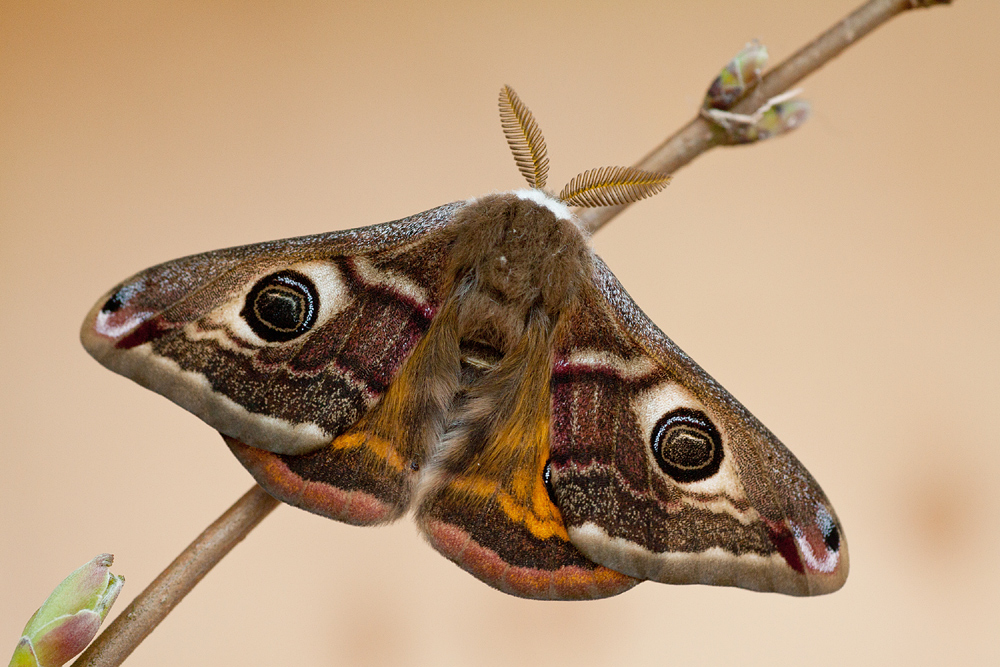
448, 192, 590, 352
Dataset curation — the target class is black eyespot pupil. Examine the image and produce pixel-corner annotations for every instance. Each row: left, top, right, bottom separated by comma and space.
650, 408, 723, 483
254, 286, 306, 332
662, 427, 714, 469
241, 270, 318, 343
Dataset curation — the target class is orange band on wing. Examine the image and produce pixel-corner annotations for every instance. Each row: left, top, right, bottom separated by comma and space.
447, 474, 569, 541
330, 431, 407, 472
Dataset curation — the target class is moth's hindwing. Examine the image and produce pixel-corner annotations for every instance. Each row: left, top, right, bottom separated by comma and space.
415, 309, 638, 600
81, 203, 463, 523
548, 257, 848, 596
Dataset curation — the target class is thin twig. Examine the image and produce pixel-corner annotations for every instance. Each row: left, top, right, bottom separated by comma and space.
71, 485, 280, 667
577, 0, 952, 234
70, 1, 951, 664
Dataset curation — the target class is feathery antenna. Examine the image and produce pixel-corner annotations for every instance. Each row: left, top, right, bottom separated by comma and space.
499, 86, 671, 207
559, 166, 671, 207
499, 85, 549, 190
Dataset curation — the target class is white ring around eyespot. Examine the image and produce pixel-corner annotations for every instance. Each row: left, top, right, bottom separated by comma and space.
632, 381, 748, 502
190, 260, 350, 350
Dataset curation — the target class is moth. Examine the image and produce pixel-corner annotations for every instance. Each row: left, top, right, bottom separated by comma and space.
81, 86, 847, 599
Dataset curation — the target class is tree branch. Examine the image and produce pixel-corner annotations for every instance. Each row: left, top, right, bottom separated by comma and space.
70, 0, 951, 664
577, 0, 952, 234
71, 486, 279, 667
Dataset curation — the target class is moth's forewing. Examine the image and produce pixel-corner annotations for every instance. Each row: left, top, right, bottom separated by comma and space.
548, 257, 848, 596
81, 204, 462, 522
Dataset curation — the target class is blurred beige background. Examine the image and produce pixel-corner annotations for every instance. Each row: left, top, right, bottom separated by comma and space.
2, 1, 997, 665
